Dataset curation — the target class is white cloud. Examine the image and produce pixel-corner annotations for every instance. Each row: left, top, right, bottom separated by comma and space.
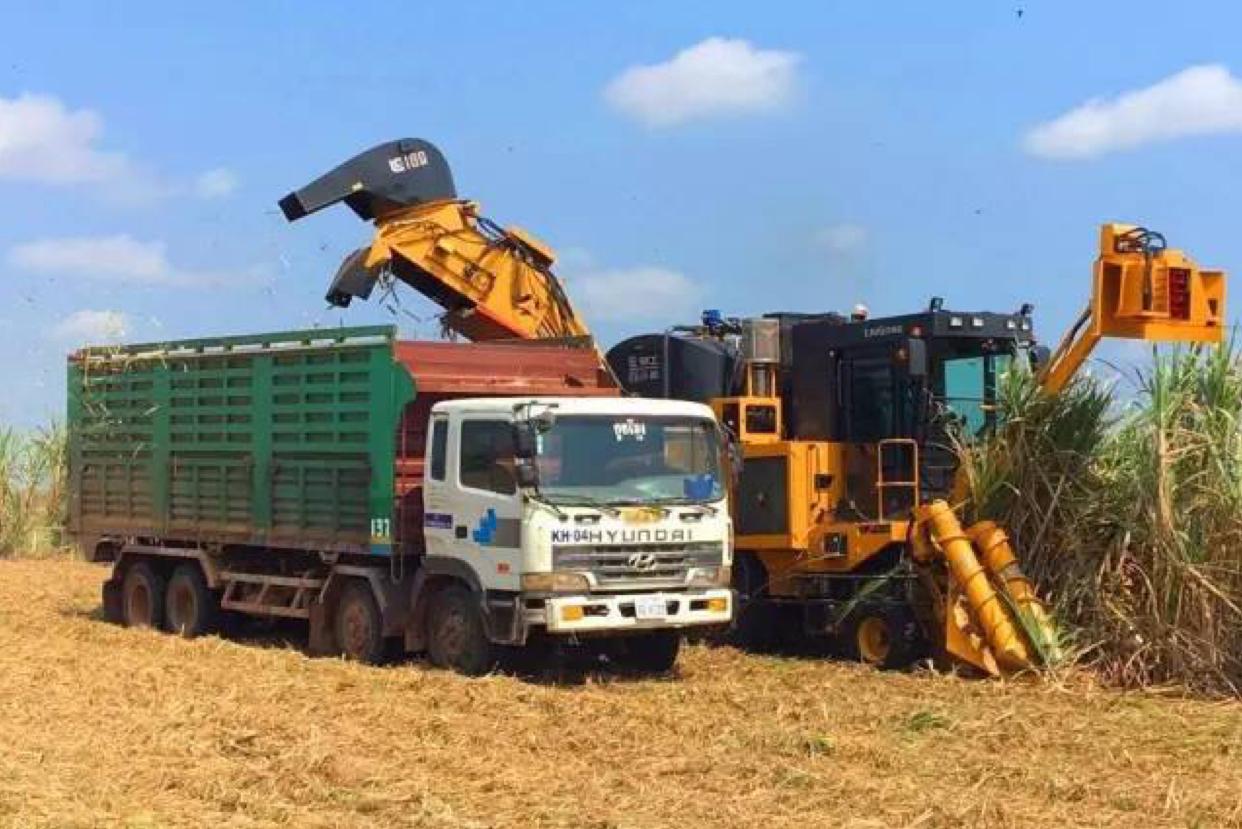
0, 93, 238, 201
0, 93, 130, 184
52, 310, 130, 343
568, 265, 703, 323
194, 167, 239, 199
1024, 64, 1242, 160
604, 37, 801, 127
8, 234, 265, 286
814, 223, 868, 253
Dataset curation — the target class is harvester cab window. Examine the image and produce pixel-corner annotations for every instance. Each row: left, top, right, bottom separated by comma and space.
844, 353, 896, 442
943, 356, 986, 435
939, 353, 1011, 438
460, 419, 517, 495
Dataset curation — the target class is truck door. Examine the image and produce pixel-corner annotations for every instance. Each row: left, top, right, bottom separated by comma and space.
421, 411, 454, 556
438, 414, 523, 592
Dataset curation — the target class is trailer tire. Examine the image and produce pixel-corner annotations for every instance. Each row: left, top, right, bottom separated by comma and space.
122, 562, 166, 630
617, 631, 681, 673
426, 585, 495, 677
334, 582, 387, 665
165, 563, 219, 638
845, 605, 924, 670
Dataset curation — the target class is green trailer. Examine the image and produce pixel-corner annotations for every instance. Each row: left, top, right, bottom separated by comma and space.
69, 325, 414, 560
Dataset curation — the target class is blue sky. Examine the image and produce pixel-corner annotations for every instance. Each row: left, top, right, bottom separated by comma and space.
2, 1, 1241, 426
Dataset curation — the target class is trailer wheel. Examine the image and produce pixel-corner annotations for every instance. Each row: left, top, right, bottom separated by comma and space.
165, 563, 219, 638
846, 605, 924, 670
426, 585, 495, 677
617, 631, 681, 673
121, 562, 166, 629
334, 582, 387, 665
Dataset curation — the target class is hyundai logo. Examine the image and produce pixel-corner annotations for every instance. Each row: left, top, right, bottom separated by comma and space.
626, 552, 658, 572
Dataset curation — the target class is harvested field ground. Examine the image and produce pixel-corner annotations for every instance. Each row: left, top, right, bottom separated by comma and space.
1, 560, 1240, 829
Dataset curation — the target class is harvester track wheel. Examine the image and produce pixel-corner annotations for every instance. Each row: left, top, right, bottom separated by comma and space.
846, 606, 924, 670
427, 585, 496, 677
730, 553, 778, 652
617, 631, 681, 673
334, 582, 387, 665
121, 562, 166, 630
165, 563, 220, 638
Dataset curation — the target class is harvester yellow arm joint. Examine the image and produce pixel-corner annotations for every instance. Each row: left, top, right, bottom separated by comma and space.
1035, 223, 1226, 394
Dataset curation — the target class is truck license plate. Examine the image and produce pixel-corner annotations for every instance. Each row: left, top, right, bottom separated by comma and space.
634, 596, 666, 620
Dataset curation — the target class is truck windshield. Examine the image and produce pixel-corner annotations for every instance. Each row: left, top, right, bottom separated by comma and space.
534, 415, 723, 505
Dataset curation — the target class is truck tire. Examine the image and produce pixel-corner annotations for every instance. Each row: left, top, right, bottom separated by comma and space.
845, 605, 924, 670
164, 563, 219, 638
101, 577, 124, 624
122, 562, 166, 629
618, 631, 681, 673
334, 581, 387, 665
426, 585, 495, 677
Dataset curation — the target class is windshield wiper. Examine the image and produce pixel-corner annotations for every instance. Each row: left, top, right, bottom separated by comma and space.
648, 496, 719, 515
543, 494, 622, 516
526, 489, 568, 520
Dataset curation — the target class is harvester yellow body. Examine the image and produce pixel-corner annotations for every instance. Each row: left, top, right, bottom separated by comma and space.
610, 223, 1227, 674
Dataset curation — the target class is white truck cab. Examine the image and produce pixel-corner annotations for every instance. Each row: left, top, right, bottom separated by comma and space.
419, 395, 733, 670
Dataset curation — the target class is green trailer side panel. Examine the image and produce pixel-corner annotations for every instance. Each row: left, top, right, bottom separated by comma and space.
67, 326, 415, 556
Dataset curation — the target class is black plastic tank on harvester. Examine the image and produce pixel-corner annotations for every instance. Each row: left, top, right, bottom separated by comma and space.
607, 334, 737, 403
607, 311, 847, 438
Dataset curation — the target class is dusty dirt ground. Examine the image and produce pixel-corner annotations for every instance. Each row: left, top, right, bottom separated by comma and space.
0, 559, 1239, 828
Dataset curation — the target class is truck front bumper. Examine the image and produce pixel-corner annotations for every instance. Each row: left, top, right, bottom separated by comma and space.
536, 589, 733, 634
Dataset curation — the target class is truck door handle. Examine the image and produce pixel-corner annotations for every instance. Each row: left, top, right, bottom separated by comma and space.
455, 525, 468, 539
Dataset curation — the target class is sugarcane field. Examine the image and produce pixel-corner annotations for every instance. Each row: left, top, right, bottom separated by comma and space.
2, 3, 1241, 828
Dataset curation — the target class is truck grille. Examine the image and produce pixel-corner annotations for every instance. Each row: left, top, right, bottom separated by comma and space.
553, 541, 724, 588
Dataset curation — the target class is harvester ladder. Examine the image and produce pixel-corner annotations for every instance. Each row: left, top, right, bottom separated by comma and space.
876, 438, 920, 521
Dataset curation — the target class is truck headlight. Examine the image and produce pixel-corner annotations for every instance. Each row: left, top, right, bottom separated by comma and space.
688, 566, 731, 587
521, 572, 591, 592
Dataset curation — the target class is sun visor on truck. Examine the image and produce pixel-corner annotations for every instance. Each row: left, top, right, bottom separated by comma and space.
278, 138, 457, 223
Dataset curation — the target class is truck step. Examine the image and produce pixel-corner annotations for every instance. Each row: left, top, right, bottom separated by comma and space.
219, 571, 325, 620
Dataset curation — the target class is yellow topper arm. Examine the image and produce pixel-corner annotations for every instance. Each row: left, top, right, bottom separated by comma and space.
279, 138, 592, 343
352, 199, 591, 342
1038, 224, 1226, 394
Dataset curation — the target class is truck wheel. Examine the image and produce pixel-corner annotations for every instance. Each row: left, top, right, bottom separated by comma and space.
846, 605, 924, 670
334, 582, 387, 665
102, 577, 124, 624
426, 585, 495, 677
617, 631, 681, 673
165, 563, 219, 638
122, 562, 166, 629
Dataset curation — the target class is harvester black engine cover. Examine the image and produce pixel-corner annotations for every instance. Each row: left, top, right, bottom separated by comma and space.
278, 138, 457, 223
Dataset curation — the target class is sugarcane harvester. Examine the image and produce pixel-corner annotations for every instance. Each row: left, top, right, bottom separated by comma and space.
608, 225, 1226, 674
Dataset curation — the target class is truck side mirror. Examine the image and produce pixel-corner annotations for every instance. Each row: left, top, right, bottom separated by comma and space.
513, 422, 538, 459
905, 338, 928, 377
515, 461, 539, 489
